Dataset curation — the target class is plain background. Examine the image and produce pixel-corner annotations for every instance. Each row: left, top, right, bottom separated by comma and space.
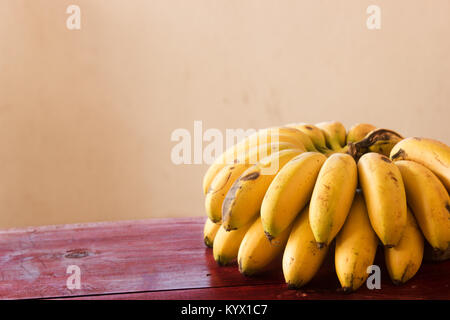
0, 0, 449, 228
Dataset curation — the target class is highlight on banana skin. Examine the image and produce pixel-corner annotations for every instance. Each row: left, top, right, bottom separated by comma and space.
203, 121, 450, 292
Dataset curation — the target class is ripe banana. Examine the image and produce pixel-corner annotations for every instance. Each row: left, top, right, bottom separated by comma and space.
395, 160, 450, 251
384, 208, 424, 284
205, 142, 297, 222
346, 123, 377, 144
222, 149, 303, 231
261, 152, 327, 238
391, 137, 450, 192
213, 218, 255, 266
202, 129, 306, 194
349, 128, 403, 159
238, 217, 292, 276
282, 206, 329, 288
358, 153, 407, 247
286, 123, 331, 154
266, 126, 318, 152
203, 218, 221, 248
315, 121, 346, 151
205, 163, 252, 223
335, 192, 378, 292
309, 153, 357, 247
235, 141, 299, 164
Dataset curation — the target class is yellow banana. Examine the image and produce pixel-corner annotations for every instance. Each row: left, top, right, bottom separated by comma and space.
205, 142, 297, 222
282, 206, 329, 288
335, 192, 378, 292
213, 218, 255, 266
358, 153, 407, 247
202, 129, 306, 194
236, 141, 299, 164
385, 208, 424, 284
346, 123, 377, 144
203, 218, 221, 248
222, 149, 303, 231
309, 153, 358, 247
391, 137, 450, 192
238, 217, 292, 276
261, 152, 327, 239
266, 126, 318, 152
395, 160, 450, 251
205, 163, 251, 223
315, 121, 347, 151
286, 123, 331, 154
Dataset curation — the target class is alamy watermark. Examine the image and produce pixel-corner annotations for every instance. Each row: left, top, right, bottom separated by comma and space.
66, 265, 81, 290
170, 121, 292, 175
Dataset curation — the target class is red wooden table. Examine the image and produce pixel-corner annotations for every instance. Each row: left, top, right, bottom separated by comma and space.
0, 217, 448, 300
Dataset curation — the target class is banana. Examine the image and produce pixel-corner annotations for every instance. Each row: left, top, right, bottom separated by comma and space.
238, 216, 292, 276
202, 129, 306, 194
335, 192, 378, 292
213, 218, 255, 266
286, 123, 331, 153
235, 141, 299, 164
222, 149, 303, 231
205, 142, 297, 222
282, 206, 329, 288
309, 153, 358, 247
346, 123, 377, 144
358, 153, 407, 247
261, 152, 327, 239
384, 208, 424, 284
349, 128, 403, 159
390, 137, 450, 192
266, 126, 318, 152
203, 218, 221, 248
205, 163, 252, 223
315, 121, 347, 151
395, 160, 450, 251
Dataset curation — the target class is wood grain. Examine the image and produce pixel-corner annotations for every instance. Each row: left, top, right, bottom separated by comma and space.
0, 217, 448, 300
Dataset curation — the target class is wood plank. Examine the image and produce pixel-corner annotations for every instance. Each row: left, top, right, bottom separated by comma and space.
56, 249, 450, 300
1, 217, 449, 300
0, 217, 282, 299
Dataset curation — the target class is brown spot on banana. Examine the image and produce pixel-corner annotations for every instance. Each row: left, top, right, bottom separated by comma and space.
391, 148, 406, 160
264, 230, 274, 242
240, 171, 260, 181
316, 242, 326, 249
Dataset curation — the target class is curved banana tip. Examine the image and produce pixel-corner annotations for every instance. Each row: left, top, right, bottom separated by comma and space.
264, 230, 274, 242
391, 279, 404, 286
223, 224, 237, 232
316, 242, 326, 249
215, 255, 230, 266
204, 238, 213, 248
339, 287, 354, 294
286, 282, 302, 290
385, 244, 396, 249
390, 148, 406, 160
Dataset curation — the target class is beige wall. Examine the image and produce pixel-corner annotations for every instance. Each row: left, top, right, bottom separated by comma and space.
0, 0, 449, 228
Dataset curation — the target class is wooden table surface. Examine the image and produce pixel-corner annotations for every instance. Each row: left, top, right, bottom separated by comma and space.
0, 217, 448, 300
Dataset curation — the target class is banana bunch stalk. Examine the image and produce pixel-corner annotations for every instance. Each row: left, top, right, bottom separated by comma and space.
201, 121, 450, 292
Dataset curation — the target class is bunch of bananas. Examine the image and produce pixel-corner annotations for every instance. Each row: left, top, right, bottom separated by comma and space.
202, 121, 450, 292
